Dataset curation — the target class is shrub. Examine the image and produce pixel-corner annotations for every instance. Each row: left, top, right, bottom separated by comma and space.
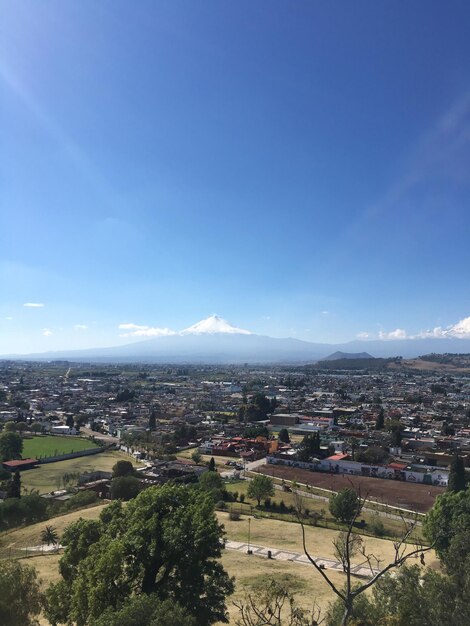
370, 517, 385, 537
239, 493, 245, 503
264, 497, 272, 509
229, 510, 240, 521
216, 500, 227, 510
279, 500, 286, 512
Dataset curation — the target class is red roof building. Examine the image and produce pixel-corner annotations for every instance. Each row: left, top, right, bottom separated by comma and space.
2, 458, 39, 471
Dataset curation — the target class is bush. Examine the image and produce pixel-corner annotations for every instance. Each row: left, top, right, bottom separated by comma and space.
232, 491, 239, 501
239, 493, 245, 503
310, 511, 321, 526
329, 488, 360, 523
216, 500, 227, 510
64, 490, 99, 512
229, 510, 240, 521
370, 517, 385, 537
279, 500, 286, 512
264, 497, 272, 509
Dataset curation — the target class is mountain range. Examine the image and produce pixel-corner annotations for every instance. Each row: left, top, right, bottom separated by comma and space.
4, 315, 470, 364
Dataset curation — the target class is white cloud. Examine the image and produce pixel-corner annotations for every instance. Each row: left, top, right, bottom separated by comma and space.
5, 316, 13, 320
42, 328, 53, 336
447, 316, 470, 338
118, 323, 176, 338
356, 331, 370, 339
321, 310, 329, 315
414, 316, 470, 339
24, 302, 44, 308
378, 328, 408, 340
74, 324, 88, 330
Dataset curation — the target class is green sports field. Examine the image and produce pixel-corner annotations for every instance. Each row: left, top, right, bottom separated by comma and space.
22, 435, 99, 459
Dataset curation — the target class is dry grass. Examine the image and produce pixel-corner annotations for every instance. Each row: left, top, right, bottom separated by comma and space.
217, 548, 346, 625
3, 494, 438, 625
21, 451, 141, 494
0, 503, 108, 559
218, 512, 439, 570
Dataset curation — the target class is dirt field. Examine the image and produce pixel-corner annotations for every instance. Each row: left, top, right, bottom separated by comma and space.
255, 465, 445, 513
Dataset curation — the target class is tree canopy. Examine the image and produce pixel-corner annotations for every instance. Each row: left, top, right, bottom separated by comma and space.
329, 488, 360, 524
0, 431, 23, 461
44, 484, 234, 626
247, 474, 274, 506
447, 455, 466, 493
0, 560, 42, 626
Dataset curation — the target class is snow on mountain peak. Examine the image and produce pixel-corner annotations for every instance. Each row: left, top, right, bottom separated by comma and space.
180, 315, 252, 335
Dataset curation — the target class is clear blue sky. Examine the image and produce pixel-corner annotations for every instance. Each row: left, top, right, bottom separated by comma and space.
1, 1, 470, 353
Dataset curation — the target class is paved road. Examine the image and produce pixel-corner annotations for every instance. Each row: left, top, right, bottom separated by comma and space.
225, 539, 379, 578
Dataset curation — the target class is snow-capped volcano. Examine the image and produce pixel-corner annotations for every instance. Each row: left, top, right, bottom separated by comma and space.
180, 315, 252, 335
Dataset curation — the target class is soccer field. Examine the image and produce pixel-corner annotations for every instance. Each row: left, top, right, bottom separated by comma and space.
22, 436, 98, 459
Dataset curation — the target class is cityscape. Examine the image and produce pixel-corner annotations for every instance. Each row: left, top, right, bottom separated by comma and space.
2, 2, 470, 625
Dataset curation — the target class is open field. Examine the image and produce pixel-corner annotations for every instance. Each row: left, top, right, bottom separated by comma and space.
0, 503, 108, 559
218, 548, 346, 625
225, 480, 425, 542
4, 502, 438, 626
20, 451, 141, 494
27, 545, 345, 626
255, 465, 444, 513
23, 435, 98, 459
218, 512, 437, 569
177, 449, 240, 472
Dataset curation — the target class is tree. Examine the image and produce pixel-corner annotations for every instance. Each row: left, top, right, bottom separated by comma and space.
3, 421, 17, 432
329, 488, 360, 524
296, 432, 321, 462
6, 471, 21, 498
191, 449, 202, 464
296, 489, 435, 626
66, 415, 75, 428
447, 455, 466, 493
44, 484, 234, 626
208, 457, 216, 472
41, 525, 60, 550
112, 460, 135, 478
375, 408, 384, 430
247, 475, 274, 506
110, 475, 140, 501
199, 470, 225, 502
424, 488, 470, 568
0, 560, 42, 626
235, 579, 320, 626
278, 428, 290, 444
148, 409, 157, 431
386, 420, 403, 447
91, 596, 197, 626
0, 431, 23, 461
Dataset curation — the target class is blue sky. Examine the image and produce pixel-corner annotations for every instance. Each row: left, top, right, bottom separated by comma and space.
1, 1, 470, 353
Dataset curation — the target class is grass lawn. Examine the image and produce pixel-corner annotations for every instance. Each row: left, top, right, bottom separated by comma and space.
23, 435, 98, 459
20, 451, 142, 494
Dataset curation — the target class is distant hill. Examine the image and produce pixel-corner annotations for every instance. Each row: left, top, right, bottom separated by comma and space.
314, 357, 393, 371
321, 351, 374, 361
3, 315, 470, 364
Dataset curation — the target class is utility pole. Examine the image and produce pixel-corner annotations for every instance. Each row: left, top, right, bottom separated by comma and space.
247, 517, 252, 554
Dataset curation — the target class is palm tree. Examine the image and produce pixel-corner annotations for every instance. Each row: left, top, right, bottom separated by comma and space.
40, 525, 59, 550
